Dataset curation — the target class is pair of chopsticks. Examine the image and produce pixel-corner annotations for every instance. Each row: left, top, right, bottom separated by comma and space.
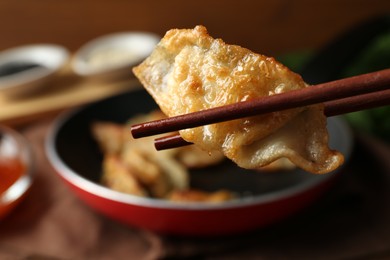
131, 69, 390, 150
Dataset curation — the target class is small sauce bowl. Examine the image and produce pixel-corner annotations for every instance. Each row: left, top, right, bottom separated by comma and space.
71, 32, 160, 80
0, 125, 34, 219
0, 44, 69, 98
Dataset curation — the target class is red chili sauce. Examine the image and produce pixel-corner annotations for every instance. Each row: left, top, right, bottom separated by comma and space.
0, 158, 25, 217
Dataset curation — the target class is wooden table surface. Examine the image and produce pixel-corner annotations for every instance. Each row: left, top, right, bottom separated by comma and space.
1, 0, 390, 55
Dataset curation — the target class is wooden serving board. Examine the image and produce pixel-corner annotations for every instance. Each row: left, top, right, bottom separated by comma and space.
0, 67, 141, 126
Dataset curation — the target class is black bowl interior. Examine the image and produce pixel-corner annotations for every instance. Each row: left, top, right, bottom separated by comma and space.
54, 88, 337, 198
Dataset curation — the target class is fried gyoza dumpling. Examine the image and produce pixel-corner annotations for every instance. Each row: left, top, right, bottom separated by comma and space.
92, 112, 189, 197
92, 110, 224, 198
133, 25, 344, 174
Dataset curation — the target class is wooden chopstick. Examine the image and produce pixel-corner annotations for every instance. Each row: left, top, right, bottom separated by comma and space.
131, 69, 390, 150
131, 69, 390, 139
154, 88, 390, 150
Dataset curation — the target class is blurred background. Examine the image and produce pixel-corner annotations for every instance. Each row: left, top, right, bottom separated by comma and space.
0, 0, 389, 56
1, 0, 389, 137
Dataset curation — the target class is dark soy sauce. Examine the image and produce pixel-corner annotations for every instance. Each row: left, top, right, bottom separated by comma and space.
0, 61, 44, 78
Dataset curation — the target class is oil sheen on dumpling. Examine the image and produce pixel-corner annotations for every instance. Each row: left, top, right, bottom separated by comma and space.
133, 25, 344, 174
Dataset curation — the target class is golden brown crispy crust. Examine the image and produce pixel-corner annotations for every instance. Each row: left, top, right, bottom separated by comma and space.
91, 122, 127, 155
167, 189, 235, 203
102, 155, 147, 197
133, 25, 344, 174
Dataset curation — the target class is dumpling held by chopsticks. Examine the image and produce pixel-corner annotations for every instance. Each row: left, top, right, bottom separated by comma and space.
133, 25, 344, 174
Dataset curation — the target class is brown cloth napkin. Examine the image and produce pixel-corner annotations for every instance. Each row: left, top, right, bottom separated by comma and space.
0, 119, 390, 260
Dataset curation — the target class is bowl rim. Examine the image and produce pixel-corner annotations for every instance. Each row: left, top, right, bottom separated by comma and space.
45, 94, 353, 211
0, 44, 70, 90
0, 125, 34, 206
71, 31, 160, 76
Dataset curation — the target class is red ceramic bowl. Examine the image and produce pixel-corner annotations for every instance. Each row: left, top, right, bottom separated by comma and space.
45, 89, 353, 236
